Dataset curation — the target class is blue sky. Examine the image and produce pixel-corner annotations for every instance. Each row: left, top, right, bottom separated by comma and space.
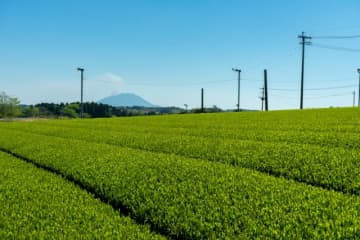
1, 0, 359, 110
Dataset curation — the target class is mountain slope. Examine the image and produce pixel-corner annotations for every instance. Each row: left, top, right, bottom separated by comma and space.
98, 93, 156, 107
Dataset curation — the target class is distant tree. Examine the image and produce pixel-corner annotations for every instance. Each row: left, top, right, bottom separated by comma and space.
190, 106, 222, 114
0, 92, 21, 118
25, 102, 184, 118
210, 105, 222, 112
191, 108, 203, 113
22, 105, 40, 117
83, 102, 112, 117
62, 103, 79, 118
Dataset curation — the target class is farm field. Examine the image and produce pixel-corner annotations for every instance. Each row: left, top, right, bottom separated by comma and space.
1, 107, 360, 239
0, 151, 164, 239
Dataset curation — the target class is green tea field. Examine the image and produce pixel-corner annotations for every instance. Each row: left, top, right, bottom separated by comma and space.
1, 108, 360, 239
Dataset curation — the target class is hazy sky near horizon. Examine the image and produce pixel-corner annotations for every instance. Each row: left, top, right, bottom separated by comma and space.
1, 0, 359, 110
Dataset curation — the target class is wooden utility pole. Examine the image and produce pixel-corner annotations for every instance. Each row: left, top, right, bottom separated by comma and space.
232, 68, 241, 111
358, 68, 360, 107
353, 91, 356, 107
264, 69, 269, 111
77, 67, 84, 118
259, 87, 265, 111
298, 32, 312, 109
201, 88, 204, 112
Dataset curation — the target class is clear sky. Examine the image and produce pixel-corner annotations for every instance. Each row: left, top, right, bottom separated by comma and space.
1, 0, 359, 110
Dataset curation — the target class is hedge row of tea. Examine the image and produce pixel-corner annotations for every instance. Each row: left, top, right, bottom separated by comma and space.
0, 124, 360, 238
0, 151, 164, 239
1, 108, 360, 238
1, 108, 360, 195
5, 108, 360, 149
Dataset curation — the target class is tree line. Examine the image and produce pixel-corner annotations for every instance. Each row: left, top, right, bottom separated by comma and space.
1, 91, 224, 119
0, 92, 226, 119
32, 102, 187, 118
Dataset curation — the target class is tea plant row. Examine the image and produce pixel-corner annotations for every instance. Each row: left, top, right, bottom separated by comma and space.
0, 131, 359, 239
0, 151, 164, 239
2, 124, 359, 195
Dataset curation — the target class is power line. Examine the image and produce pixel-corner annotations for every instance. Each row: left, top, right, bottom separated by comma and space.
128, 79, 234, 86
270, 84, 357, 92
270, 88, 298, 92
311, 43, 360, 52
271, 92, 353, 100
242, 78, 262, 82
305, 84, 357, 91
312, 34, 360, 39
127, 77, 260, 87
305, 92, 353, 99
271, 94, 298, 99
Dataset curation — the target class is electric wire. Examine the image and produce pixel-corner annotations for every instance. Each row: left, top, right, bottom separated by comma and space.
270, 84, 357, 92
310, 43, 360, 52
312, 35, 360, 39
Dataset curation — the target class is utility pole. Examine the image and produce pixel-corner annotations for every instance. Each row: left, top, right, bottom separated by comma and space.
353, 91, 356, 107
77, 67, 84, 118
259, 87, 265, 111
232, 68, 241, 111
298, 32, 312, 110
264, 69, 269, 111
358, 68, 360, 107
201, 88, 204, 113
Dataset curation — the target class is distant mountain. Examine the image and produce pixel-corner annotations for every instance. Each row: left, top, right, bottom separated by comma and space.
98, 93, 157, 107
